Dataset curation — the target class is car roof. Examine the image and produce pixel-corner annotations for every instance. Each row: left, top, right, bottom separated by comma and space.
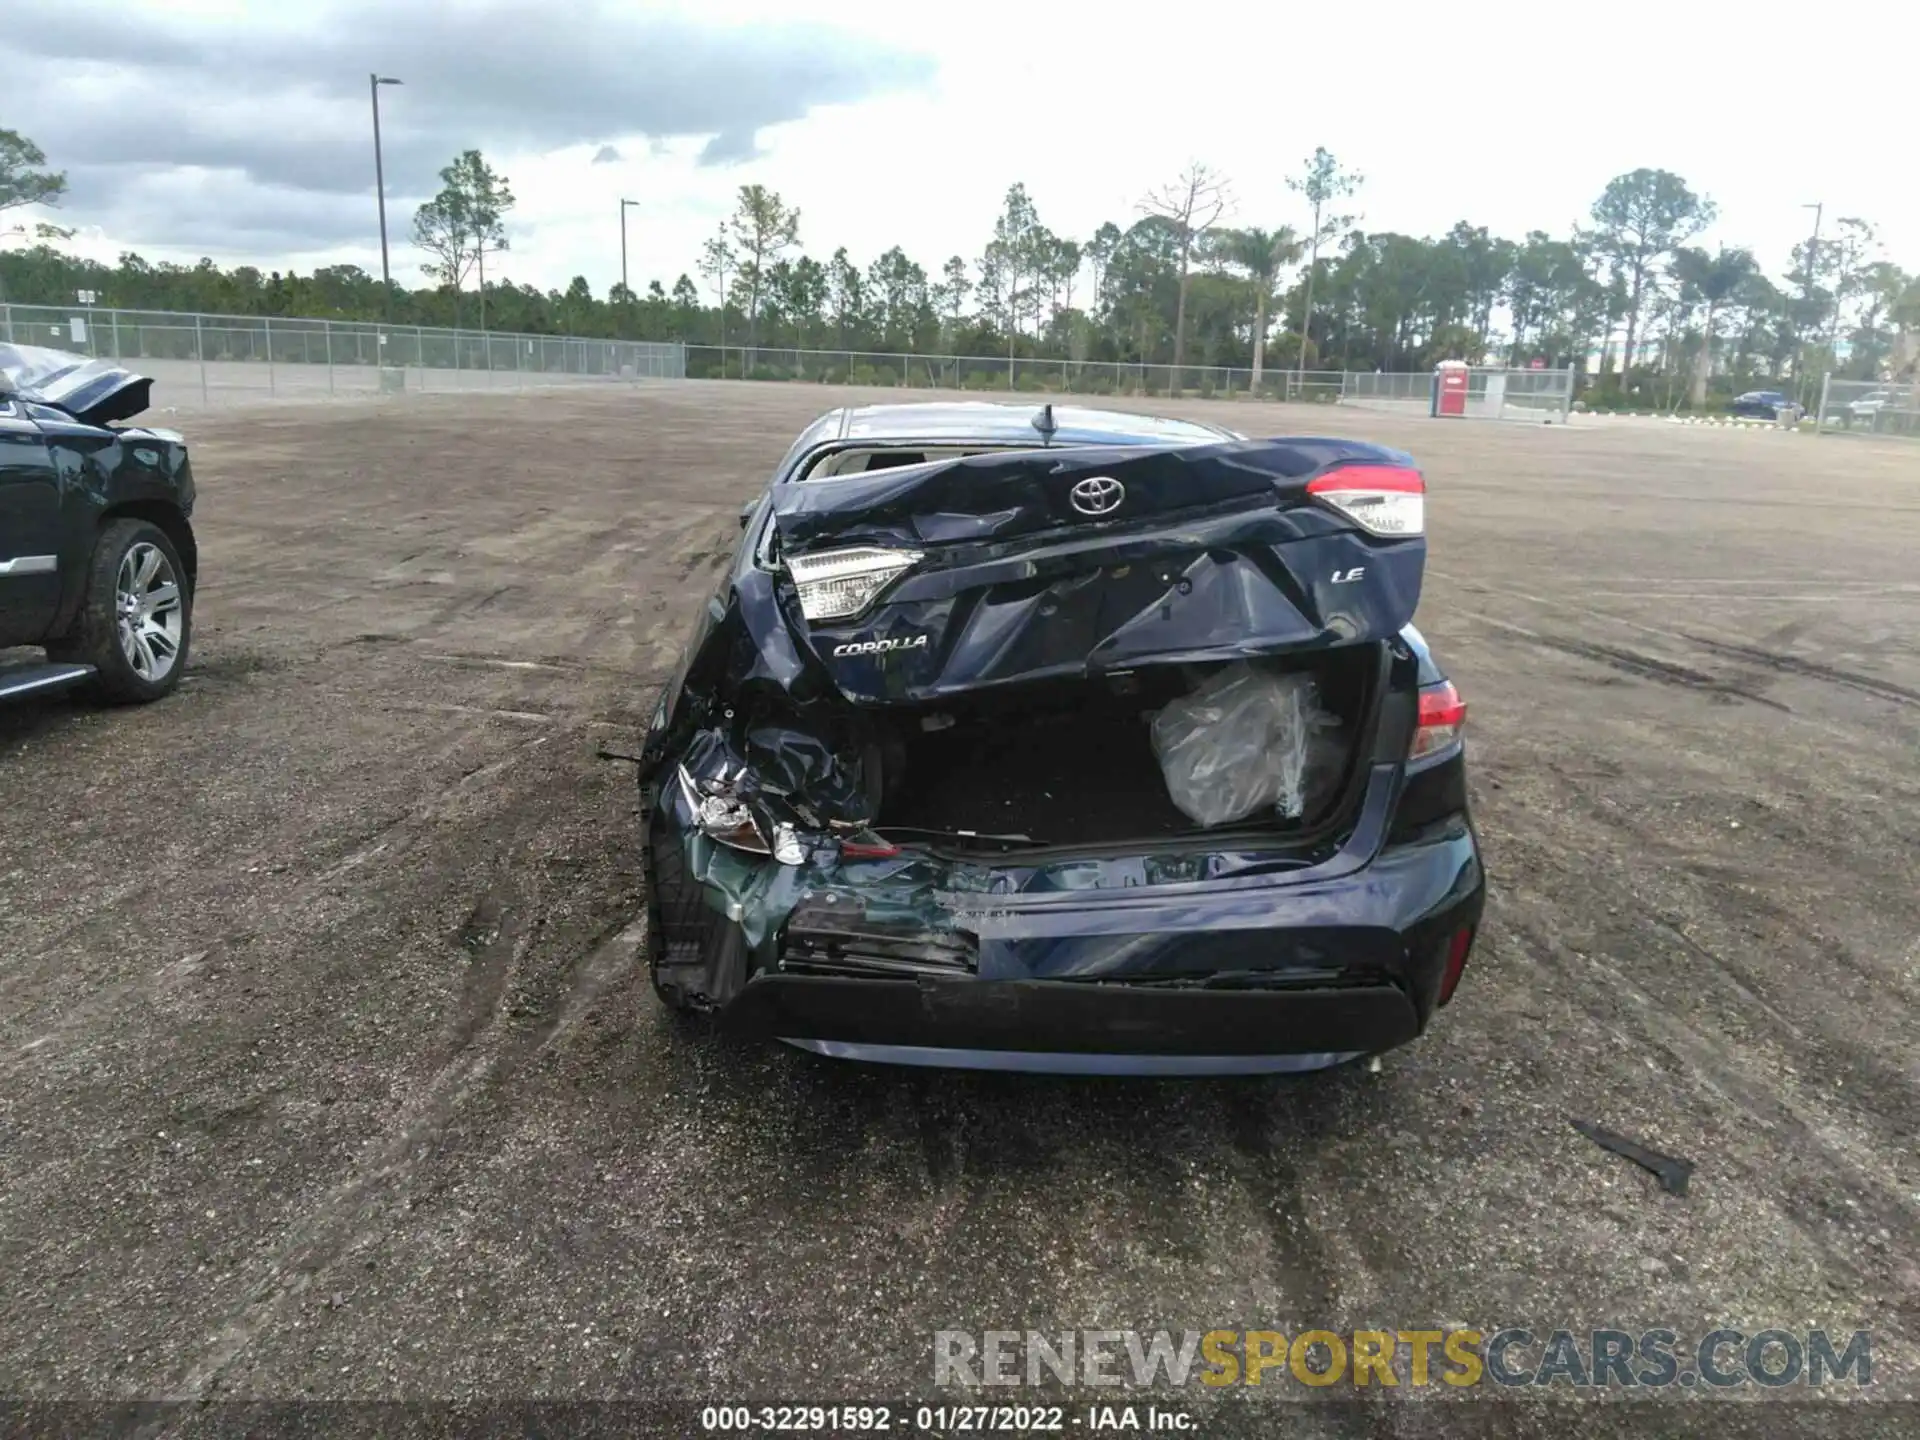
824, 401, 1237, 447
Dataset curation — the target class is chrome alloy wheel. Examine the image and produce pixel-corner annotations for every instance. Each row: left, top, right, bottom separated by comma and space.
115, 542, 184, 683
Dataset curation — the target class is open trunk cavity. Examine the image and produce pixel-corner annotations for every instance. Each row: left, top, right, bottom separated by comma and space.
867, 644, 1380, 851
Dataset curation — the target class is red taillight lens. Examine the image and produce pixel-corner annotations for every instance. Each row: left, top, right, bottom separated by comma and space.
1437, 926, 1474, 1006
1410, 679, 1466, 759
1305, 464, 1425, 537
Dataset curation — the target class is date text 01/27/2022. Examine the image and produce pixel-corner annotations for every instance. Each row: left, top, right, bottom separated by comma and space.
697, 1404, 1196, 1431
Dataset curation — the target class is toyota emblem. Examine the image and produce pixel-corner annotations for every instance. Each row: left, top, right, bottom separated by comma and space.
1069, 476, 1125, 516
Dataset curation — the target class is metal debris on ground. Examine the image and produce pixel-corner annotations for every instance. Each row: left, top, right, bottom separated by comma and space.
1570, 1118, 1695, 1197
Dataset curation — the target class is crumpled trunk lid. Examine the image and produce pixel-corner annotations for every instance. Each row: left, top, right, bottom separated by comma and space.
771, 437, 1424, 703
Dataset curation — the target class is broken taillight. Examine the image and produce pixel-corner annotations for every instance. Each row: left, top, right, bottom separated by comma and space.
1305, 464, 1425, 537
1437, 925, 1474, 1006
786, 545, 924, 622
676, 765, 771, 855
1410, 679, 1466, 760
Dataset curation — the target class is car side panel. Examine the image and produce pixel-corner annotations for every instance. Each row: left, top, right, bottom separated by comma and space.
24, 406, 196, 640
0, 401, 63, 644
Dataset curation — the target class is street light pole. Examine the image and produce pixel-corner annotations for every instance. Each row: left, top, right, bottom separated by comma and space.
1802, 201, 1824, 293
620, 198, 640, 336
370, 74, 403, 326
1800, 201, 1823, 405
620, 199, 640, 292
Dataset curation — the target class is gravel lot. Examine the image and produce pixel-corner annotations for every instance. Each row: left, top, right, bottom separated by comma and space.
2, 383, 1916, 1436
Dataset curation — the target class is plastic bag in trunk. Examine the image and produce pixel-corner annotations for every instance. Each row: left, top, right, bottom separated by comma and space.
1149, 662, 1345, 828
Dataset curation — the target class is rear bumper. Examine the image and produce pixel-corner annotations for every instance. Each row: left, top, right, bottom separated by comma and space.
776, 1042, 1363, 1076
647, 749, 1485, 1072
726, 973, 1422, 1056
692, 825, 1483, 1068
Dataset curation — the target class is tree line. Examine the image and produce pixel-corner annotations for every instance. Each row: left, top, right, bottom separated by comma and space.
6, 123, 1918, 405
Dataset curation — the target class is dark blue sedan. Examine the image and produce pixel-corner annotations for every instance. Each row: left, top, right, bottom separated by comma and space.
1731, 390, 1802, 420
635, 403, 1485, 1074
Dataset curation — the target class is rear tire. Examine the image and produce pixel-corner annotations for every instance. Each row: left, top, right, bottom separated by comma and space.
50, 519, 193, 704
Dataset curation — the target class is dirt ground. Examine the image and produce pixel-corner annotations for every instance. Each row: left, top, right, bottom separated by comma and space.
2, 382, 1917, 1435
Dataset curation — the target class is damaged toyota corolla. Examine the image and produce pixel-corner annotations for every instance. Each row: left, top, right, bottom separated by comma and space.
635, 402, 1484, 1074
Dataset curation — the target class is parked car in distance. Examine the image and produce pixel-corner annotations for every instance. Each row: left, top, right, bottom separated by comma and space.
0, 345, 197, 705
1834, 387, 1920, 431
1846, 390, 1893, 422
1730, 390, 1802, 420
636, 402, 1484, 1075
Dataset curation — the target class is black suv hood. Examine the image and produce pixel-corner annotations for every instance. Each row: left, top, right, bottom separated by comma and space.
0, 343, 153, 426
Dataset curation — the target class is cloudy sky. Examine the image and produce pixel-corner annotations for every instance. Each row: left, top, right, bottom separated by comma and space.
8, 0, 1917, 296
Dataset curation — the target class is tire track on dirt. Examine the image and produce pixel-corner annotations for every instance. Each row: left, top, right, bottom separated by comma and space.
170, 864, 646, 1396
3, 710, 554, 1074
1502, 913, 1920, 1330
5, 737, 549, 1075
1539, 633, 1789, 710
1446, 606, 1789, 711
1680, 633, 1920, 710
1494, 764, 1920, 1140
167, 875, 531, 1397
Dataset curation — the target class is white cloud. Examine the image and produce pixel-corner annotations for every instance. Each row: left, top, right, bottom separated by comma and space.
9, 0, 1917, 296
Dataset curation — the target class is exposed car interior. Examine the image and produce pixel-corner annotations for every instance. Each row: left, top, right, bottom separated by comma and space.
801, 445, 1005, 478
867, 652, 1378, 850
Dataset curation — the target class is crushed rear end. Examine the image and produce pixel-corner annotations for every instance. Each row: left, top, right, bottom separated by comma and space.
637, 434, 1483, 1073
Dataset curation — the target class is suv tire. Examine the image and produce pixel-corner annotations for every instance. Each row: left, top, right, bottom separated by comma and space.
50, 519, 193, 704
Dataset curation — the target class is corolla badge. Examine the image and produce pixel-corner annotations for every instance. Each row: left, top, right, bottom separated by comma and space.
832, 634, 930, 658
1069, 476, 1125, 516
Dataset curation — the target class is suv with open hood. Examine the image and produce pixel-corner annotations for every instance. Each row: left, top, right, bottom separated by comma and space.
0, 344, 196, 704
636, 402, 1483, 1074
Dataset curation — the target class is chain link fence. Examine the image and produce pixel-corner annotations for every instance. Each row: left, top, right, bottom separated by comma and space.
1493, 367, 1577, 420
1337, 370, 1435, 411
0, 300, 1585, 424
687, 346, 1572, 419
686, 346, 1349, 402
1341, 367, 1574, 422
0, 303, 684, 411
1815, 374, 1920, 439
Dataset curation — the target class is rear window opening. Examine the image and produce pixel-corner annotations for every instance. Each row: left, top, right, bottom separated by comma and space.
802, 445, 1004, 479
867, 646, 1380, 853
